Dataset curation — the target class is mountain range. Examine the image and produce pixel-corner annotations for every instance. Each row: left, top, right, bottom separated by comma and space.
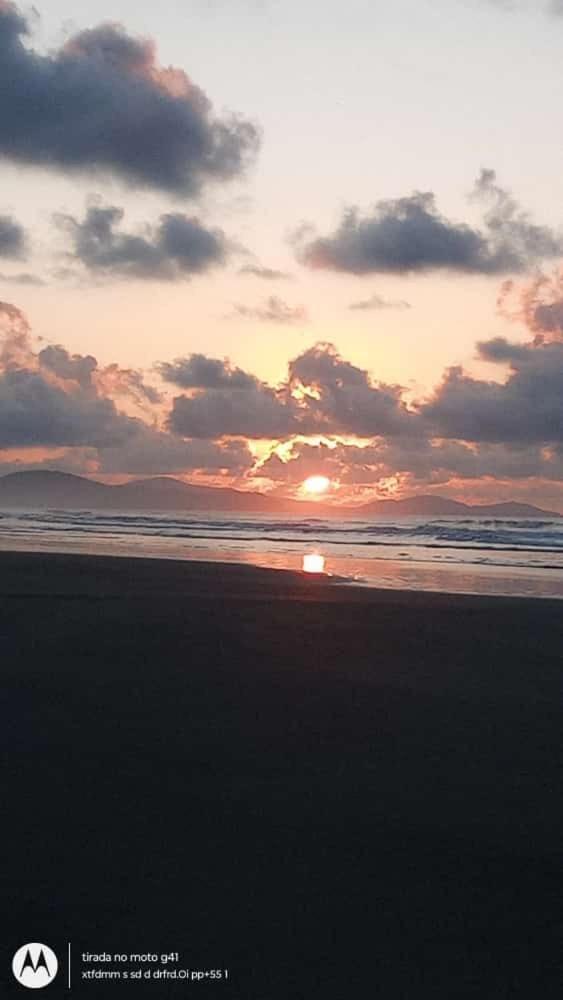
0, 470, 560, 518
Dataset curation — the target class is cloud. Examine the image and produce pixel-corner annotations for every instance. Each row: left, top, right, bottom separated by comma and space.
57, 203, 229, 280
37, 343, 161, 409
7, 300, 562, 463
532, 299, 563, 339
97, 429, 252, 475
0, 272, 44, 286
163, 346, 339, 441
296, 170, 563, 276
0, 5, 259, 195
498, 269, 563, 342
476, 336, 533, 364
0, 214, 26, 258
169, 382, 299, 440
0, 306, 253, 475
471, 168, 562, 266
230, 296, 308, 323
38, 344, 98, 388
423, 341, 563, 443
3, 299, 563, 498
94, 364, 162, 407
257, 437, 562, 487
257, 441, 345, 484
0, 299, 33, 369
238, 264, 291, 280
288, 342, 416, 438
158, 353, 258, 390
0, 367, 135, 448
349, 292, 411, 311
167, 343, 417, 440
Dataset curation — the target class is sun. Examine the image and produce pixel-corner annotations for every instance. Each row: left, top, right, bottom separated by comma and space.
303, 475, 330, 495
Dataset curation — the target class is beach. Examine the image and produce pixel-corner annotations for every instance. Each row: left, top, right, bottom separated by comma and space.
3, 550, 563, 998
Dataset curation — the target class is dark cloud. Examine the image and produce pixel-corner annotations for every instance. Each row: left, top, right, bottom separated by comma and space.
97, 429, 252, 475
296, 193, 485, 275
0, 214, 26, 258
238, 264, 291, 280
0, 419, 253, 477
0, 5, 259, 194
230, 296, 308, 323
296, 171, 562, 276
349, 292, 411, 311
0, 317, 159, 450
18, 420, 251, 479
423, 341, 563, 443
369, 439, 556, 484
471, 168, 562, 267
167, 343, 416, 440
0, 367, 135, 448
498, 269, 563, 342
288, 343, 416, 438
57, 204, 228, 280
169, 382, 299, 440
158, 353, 258, 390
38, 344, 97, 388
38, 343, 161, 409
476, 336, 532, 364
532, 299, 563, 338
0, 306, 253, 475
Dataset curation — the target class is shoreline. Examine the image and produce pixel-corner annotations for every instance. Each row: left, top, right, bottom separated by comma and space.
1, 540, 563, 602
1, 544, 563, 606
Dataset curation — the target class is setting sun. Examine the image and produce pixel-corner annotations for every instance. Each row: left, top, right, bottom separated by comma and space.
303, 475, 330, 495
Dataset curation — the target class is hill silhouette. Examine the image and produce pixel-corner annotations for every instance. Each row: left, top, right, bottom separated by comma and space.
0, 470, 560, 518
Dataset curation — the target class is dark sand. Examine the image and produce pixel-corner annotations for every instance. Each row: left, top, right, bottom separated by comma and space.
2, 550, 563, 998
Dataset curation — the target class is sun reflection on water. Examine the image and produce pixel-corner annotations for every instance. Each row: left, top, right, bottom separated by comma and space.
302, 553, 326, 574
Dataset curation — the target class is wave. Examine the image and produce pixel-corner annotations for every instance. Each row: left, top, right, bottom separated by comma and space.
6, 509, 562, 548
2, 508, 563, 560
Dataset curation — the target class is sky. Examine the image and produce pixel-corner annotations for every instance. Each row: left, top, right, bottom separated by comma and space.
0, 0, 562, 508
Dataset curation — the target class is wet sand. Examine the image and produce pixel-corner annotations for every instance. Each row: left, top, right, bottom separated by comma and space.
3, 550, 563, 997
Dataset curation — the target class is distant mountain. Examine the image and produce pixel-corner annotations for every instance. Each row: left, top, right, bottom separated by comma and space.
0, 471, 109, 507
359, 493, 561, 518
0, 470, 307, 514
472, 501, 562, 519
360, 495, 468, 516
113, 476, 281, 512
0, 472, 559, 518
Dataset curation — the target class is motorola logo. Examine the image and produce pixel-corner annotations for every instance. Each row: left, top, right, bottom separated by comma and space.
12, 944, 58, 989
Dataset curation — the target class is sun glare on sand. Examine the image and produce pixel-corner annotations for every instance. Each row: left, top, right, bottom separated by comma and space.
303, 553, 326, 574
303, 475, 330, 495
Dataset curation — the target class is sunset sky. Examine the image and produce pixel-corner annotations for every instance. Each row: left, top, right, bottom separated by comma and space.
0, 0, 562, 507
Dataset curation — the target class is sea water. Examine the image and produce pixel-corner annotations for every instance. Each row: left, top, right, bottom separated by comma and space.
1, 508, 563, 599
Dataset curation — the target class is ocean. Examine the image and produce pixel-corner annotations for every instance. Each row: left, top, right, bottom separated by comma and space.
1, 506, 563, 599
